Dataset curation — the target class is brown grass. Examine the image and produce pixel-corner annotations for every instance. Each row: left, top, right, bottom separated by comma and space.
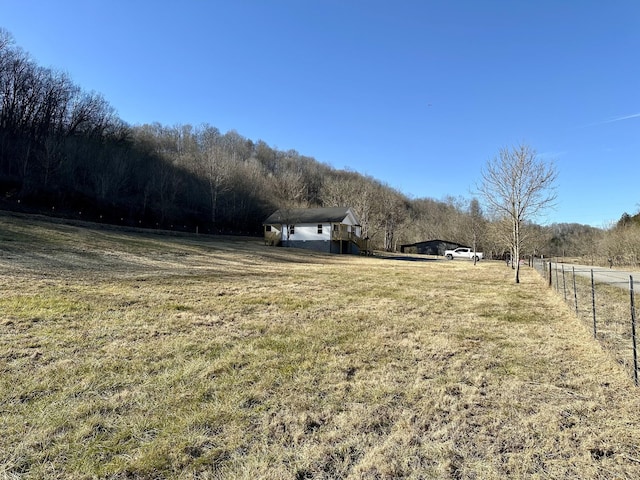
544, 263, 640, 384
1, 212, 640, 479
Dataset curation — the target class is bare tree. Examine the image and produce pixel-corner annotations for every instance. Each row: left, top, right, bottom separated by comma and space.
371, 184, 407, 252
201, 140, 231, 225
477, 143, 557, 283
320, 171, 379, 241
277, 169, 307, 207
468, 198, 485, 265
484, 214, 512, 261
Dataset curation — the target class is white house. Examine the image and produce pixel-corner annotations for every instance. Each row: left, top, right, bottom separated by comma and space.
263, 207, 367, 254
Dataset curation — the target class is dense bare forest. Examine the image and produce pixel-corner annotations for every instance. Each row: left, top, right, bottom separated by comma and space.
0, 29, 637, 261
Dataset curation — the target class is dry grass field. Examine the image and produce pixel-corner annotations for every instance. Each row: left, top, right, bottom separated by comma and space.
2, 212, 640, 479
542, 263, 640, 386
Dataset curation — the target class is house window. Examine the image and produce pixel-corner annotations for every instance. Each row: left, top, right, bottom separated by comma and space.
265, 225, 272, 232
317, 224, 323, 234
289, 224, 295, 235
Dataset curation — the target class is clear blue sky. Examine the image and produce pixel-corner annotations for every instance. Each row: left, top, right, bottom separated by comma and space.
3, 0, 639, 227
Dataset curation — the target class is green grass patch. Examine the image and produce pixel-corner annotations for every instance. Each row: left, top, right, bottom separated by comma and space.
0, 293, 90, 318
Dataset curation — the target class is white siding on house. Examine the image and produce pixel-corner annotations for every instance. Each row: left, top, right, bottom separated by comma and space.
264, 207, 364, 254
287, 223, 331, 241
342, 212, 361, 236
343, 211, 358, 226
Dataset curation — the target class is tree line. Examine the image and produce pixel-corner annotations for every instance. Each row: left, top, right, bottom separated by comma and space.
0, 28, 637, 263
0, 28, 477, 246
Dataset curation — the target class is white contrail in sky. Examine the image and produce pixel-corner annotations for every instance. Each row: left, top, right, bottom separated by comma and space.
579, 112, 640, 128
603, 112, 640, 123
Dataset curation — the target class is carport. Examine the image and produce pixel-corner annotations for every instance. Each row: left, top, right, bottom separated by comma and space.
400, 239, 468, 256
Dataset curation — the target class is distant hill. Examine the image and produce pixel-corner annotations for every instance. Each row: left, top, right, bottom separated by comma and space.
616, 211, 640, 228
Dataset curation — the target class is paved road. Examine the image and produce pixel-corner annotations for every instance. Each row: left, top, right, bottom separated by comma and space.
545, 262, 640, 291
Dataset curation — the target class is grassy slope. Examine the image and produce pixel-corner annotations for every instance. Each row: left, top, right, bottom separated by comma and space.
1, 212, 640, 479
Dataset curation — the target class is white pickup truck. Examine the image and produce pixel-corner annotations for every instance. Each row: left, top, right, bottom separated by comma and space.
444, 247, 483, 261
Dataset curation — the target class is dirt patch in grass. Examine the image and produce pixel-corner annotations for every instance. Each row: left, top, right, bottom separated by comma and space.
2, 212, 640, 479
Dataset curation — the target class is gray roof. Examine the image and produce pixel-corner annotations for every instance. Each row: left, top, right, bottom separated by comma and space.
263, 207, 358, 225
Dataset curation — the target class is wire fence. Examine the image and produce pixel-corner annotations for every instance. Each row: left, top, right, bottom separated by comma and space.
533, 259, 639, 386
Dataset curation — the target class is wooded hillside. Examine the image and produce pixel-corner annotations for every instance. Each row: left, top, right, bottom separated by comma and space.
1, 28, 637, 261
0, 28, 478, 251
